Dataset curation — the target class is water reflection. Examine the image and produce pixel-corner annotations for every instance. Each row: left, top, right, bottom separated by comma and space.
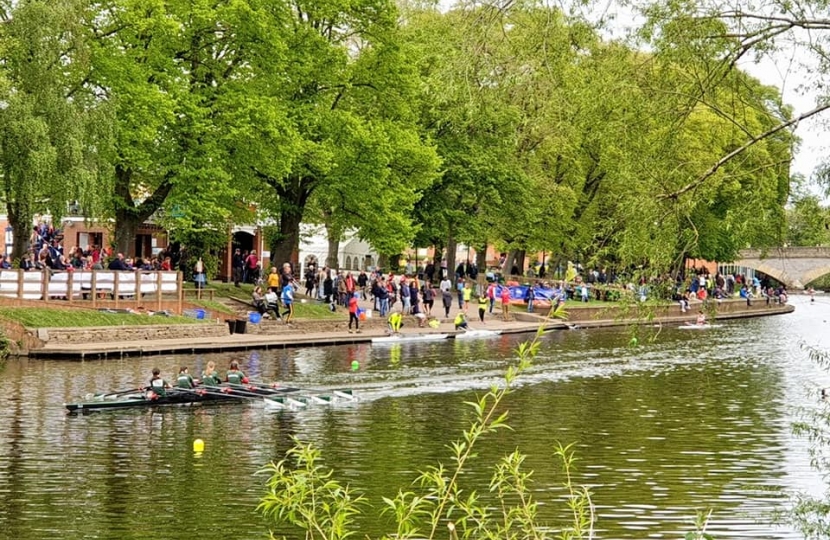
0, 297, 826, 539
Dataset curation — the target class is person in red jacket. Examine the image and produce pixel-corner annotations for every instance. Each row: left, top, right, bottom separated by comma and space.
348, 292, 361, 334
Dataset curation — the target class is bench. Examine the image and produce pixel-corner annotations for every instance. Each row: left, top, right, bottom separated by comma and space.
183, 287, 216, 301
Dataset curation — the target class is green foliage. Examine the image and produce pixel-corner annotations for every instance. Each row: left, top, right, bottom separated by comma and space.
790, 343, 830, 539
258, 309, 602, 540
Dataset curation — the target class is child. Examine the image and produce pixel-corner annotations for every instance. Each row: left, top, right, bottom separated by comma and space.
348, 292, 360, 333
282, 282, 295, 324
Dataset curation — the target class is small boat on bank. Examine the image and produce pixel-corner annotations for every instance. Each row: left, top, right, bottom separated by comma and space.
454, 329, 502, 339
371, 333, 449, 344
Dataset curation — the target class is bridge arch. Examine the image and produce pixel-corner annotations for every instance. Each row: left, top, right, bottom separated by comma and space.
733, 247, 830, 289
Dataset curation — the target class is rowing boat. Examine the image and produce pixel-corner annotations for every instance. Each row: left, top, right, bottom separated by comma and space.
65, 384, 302, 413
454, 329, 502, 339
678, 323, 722, 330
371, 333, 449, 344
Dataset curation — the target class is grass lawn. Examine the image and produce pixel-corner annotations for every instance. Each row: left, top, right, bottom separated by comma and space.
0, 307, 203, 328
206, 281, 341, 319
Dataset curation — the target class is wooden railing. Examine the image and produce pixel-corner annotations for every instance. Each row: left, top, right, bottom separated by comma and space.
0, 269, 185, 313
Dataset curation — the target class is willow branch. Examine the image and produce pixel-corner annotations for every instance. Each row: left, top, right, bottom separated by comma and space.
657, 102, 830, 201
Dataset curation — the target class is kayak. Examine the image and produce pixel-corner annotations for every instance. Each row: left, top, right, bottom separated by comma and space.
454, 329, 502, 339
371, 333, 449, 344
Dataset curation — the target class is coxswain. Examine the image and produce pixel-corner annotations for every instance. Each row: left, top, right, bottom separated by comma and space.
201, 361, 221, 386
147, 368, 170, 399
454, 312, 469, 331
176, 366, 194, 389
226, 361, 249, 385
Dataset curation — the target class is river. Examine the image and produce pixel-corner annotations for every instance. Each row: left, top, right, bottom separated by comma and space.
0, 296, 827, 539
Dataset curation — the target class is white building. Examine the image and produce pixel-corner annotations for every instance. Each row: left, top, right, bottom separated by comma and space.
297, 224, 378, 277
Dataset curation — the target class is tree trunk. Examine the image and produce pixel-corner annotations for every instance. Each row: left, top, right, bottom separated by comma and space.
269, 176, 312, 269
516, 250, 526, 275
325, 223, 340, 270
446, 232, 457, 281
432, 241, 444, 281
475, 243, 487, 274
271, 207, 303, 269
502, 250, 517, 276
112, 165, 172, 257
7, 201, 31, 262
112, 215, 140, 256
389, 253, 401, 273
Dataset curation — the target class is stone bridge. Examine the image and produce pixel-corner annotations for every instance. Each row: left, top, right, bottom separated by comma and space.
733, 247, 830, 289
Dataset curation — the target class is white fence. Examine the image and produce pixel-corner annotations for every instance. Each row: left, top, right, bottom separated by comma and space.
0, 270, 183, 301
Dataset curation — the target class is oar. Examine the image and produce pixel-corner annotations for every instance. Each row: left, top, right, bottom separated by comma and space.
223, 382, 301, 396
85, 387, 145, 401
171, 386, 262, 401
238, 380, 301, 393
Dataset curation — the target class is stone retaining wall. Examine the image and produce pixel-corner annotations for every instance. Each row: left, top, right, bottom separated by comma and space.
34, 322, 229, 344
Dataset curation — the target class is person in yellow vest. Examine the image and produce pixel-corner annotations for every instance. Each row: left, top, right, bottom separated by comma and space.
477, 294, 488, 323
387, 311, 403, 334
454, 311, 469, 331
463, 281, 473, 313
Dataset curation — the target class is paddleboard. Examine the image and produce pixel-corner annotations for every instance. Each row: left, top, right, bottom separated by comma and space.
679, 323, 722, 330
371, 333, 449, 344
454, 329, 502, 339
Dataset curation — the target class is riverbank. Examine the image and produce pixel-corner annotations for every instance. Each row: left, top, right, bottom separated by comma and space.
16, 297, 794, 359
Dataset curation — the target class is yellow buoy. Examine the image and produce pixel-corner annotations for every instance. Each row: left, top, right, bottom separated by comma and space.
193, 438, 205, 453
351, 360, 359, 371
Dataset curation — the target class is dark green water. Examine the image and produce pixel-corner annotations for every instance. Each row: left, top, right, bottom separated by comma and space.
0, 296, 826, 539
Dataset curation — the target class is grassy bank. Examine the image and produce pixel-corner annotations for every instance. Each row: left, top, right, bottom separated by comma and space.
0, 307, 202, 328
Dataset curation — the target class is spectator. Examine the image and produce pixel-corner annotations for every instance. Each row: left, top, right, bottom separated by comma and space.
108, 253, 129, 271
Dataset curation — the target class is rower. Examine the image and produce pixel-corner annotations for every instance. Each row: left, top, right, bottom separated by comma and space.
201, 361, 221, 386
226, 361, 249, 385
147, 368, 170, 399
176, 366, 194, 389
696, 311, 706, 326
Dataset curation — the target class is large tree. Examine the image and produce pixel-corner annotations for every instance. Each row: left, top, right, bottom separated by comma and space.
0, 0, 112, 259
89, 0, 292, 255
245, 0, 438, 267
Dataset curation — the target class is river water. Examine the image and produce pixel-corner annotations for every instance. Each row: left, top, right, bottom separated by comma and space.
0, 296, 827, 539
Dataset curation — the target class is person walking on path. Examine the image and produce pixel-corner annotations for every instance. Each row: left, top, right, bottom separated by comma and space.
477, 293, 488, 323
486, 282, 497, 314
501, 285, 512, 321
442, 286, 453, 318
282, 282, 295, 324
348, 293, 361, 333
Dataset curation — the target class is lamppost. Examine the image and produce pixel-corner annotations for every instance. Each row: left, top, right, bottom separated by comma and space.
4, 225, 13, 257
